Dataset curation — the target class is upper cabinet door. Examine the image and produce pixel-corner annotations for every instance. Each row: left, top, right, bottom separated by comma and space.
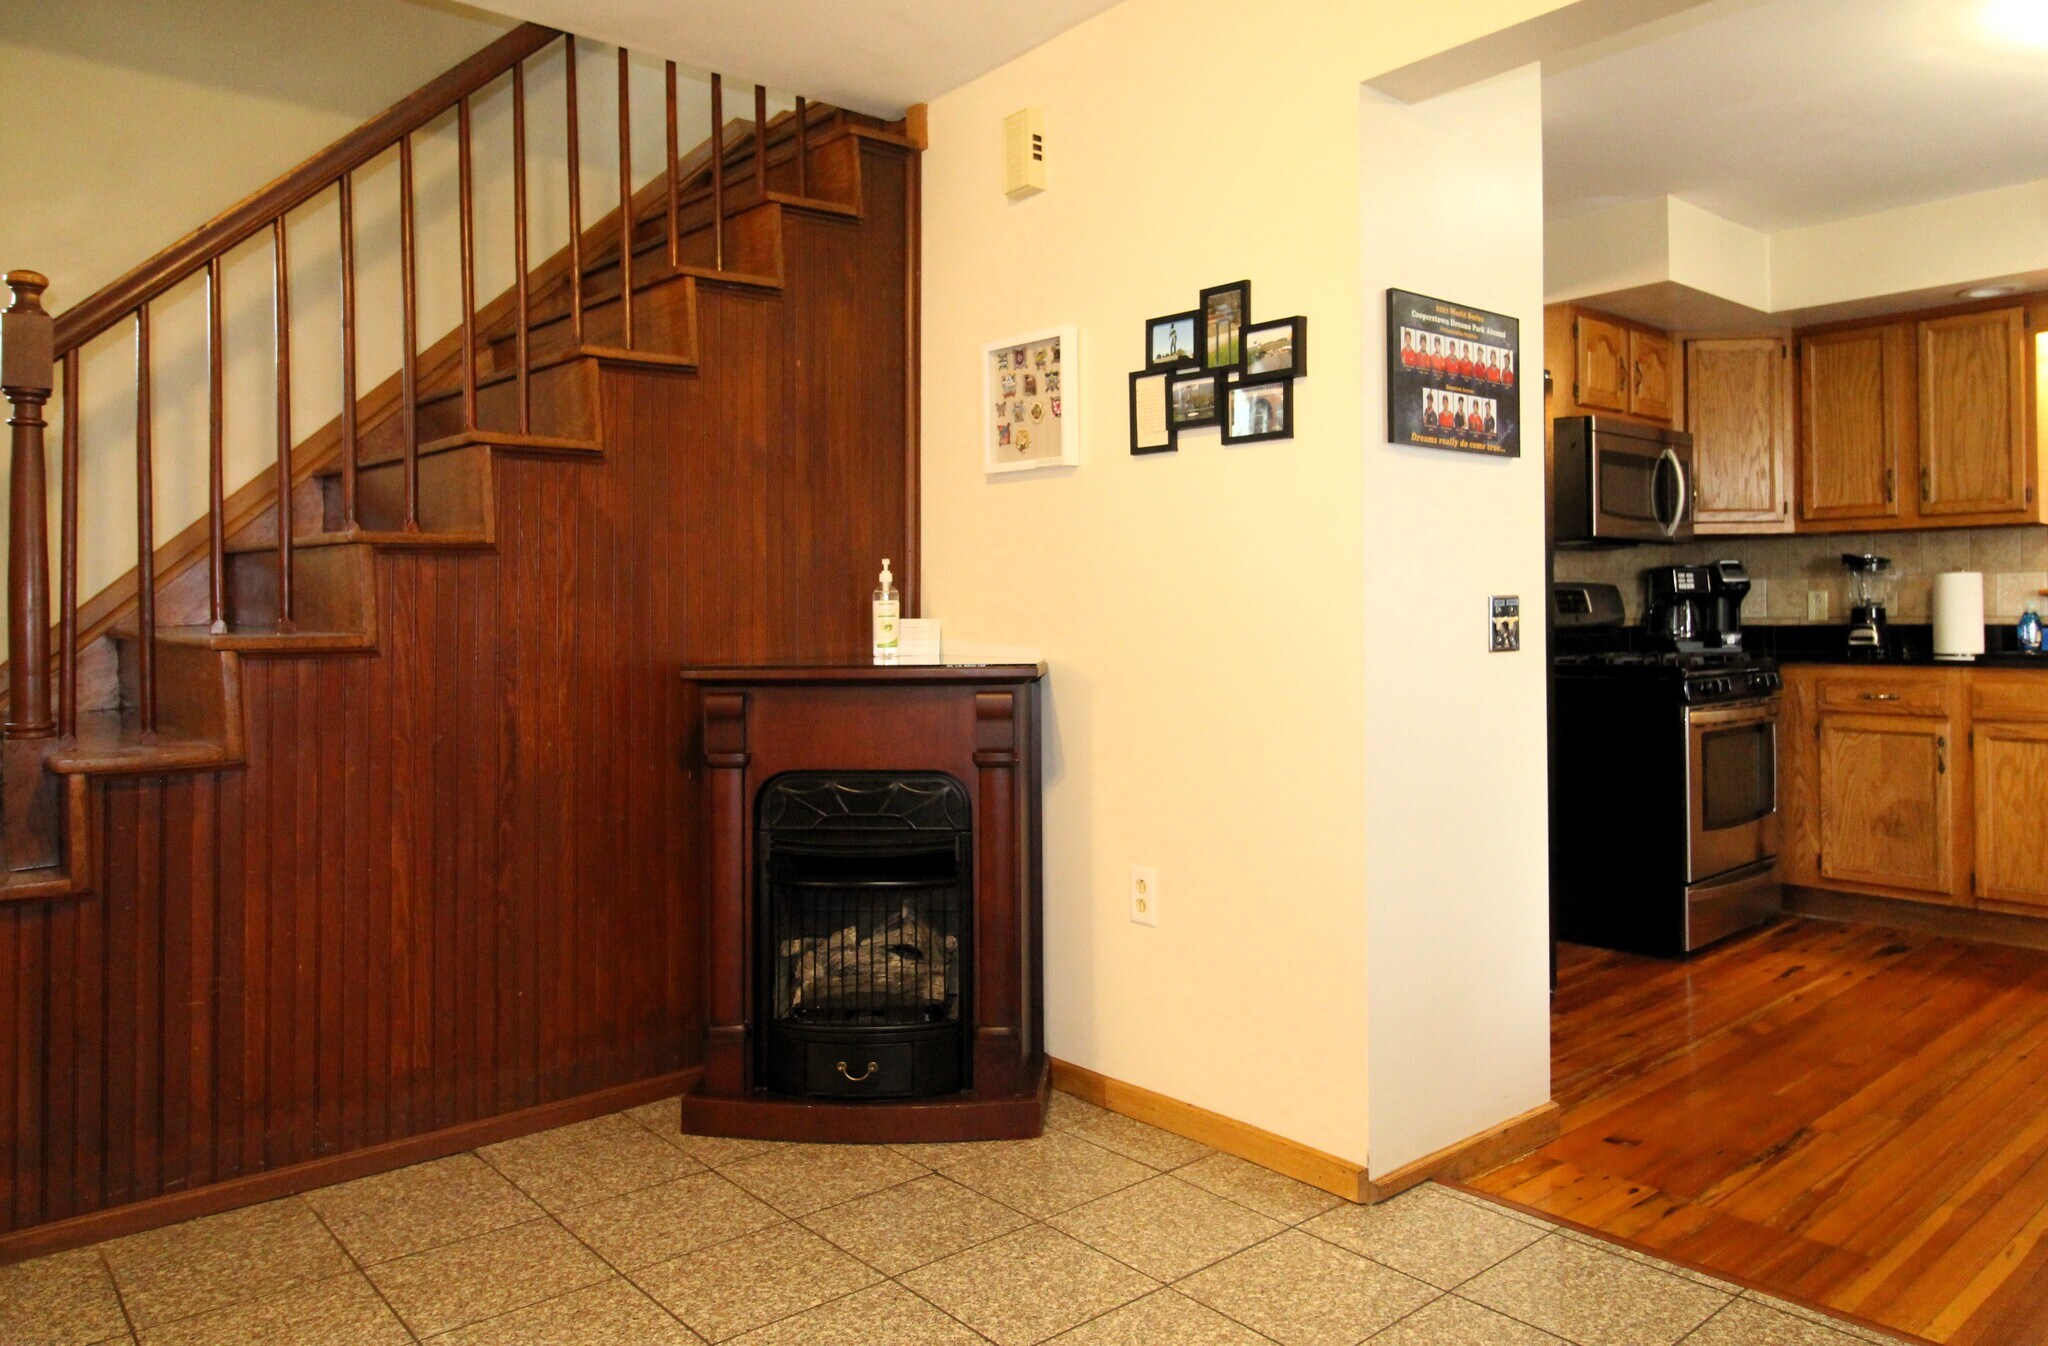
1575, 312, 1630, 413
1629, 330, 1675, 422
1919, 307, 2028, 517
1800, 325, 1902, 523
1687, 337, 1791, 530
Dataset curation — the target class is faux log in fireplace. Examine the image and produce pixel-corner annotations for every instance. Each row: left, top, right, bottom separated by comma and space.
678, 660, 1048, 1143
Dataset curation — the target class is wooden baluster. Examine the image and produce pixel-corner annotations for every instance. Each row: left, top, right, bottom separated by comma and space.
272, 217, 294, 628
400, 133, 420, 531
616, 47, 634, 348
795, 96, 809, 196
459, 95, 478, 431
665, 61, 680, 268
337, 177, 359, 532
1, 271, 55, 738
513, 59, 531, 435
566, 35, 584, 345
134, 305, 157, 731
754, 84, 768, 197
710, 74, 725, 270
207, 256, 227, 633
59, 350, 77, 738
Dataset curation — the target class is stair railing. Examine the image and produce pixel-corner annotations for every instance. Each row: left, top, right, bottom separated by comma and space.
6, 23, 806, 741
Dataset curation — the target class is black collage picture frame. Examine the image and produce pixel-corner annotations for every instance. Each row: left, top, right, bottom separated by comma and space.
1131, 279, 1306, 454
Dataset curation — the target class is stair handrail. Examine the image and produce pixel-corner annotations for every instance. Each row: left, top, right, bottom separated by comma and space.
50, 23, 559, 358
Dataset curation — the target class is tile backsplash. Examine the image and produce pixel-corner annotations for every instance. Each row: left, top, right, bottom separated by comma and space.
1554, 526, 2048, 625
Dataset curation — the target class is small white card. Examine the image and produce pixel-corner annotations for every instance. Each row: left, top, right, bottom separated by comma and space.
897, 618, 942, 662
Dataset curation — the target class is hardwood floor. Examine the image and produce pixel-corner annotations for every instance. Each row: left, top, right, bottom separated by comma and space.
1466, 917, 2048, 1345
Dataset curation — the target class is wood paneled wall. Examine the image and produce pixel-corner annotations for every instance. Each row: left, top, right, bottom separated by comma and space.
0, 143, 916, 1248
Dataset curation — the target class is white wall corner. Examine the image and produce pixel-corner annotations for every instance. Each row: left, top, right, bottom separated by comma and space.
1545, 196, 1671, 303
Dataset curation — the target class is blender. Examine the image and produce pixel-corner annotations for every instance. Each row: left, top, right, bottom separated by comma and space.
1842, 554, 1895, 657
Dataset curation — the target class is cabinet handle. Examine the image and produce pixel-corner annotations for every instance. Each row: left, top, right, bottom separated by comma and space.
1885, 468, 1896, 503
1921, 466, 1932, 502
835, 1060, 879, 1083
1861, 693, 1901, 701
1938, 735, 1947, 775
1634, 361, 1644, 394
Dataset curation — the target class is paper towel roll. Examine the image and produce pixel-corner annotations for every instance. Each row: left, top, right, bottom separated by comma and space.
1934, 571, 1985, 661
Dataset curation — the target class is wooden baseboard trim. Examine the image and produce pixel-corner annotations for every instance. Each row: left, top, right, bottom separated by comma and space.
0, 1068, 700, 1265
1786, 885, 2048, 951
1364, 1101, 1561, 1202
1050, 1059, 1370, 1202
1049, 1059, 1559, 1206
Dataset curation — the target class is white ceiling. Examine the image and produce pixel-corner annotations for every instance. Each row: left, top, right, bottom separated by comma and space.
455, 0, 1124, 115
1543, 0, 2048, 230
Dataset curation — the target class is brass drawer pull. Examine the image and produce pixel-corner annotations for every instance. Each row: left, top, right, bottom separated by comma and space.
1862, 693, 1901, 702
836, 1060, 879, 1083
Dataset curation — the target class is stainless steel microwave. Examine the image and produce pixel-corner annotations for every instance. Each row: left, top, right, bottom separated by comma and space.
1553, 415, 1695, 545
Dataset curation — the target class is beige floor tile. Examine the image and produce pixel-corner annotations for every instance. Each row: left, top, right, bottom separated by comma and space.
366, 1217, 610, 1337
1434, 1186, 1552, 1231
719, 1141, 928, 1217
101, 1198, 352, 1329
1365, 1293, 1566, 1343
1458, 1234, 1729, 1346
1304, 1183, 1546, 1290
1690, 1297, 1897, 1345
900, 1224, 1157, 1346
1044, 1091, 1109, 1132
303, 1151, 541, 1265
622, 1100, 784, 1168
1176, 1153, 1344, 1224
1554, 1225, 1741, 1292
1050, 1287, 1275, 1344
725, 1282, 989, 1345
802, 1173, 1031, 1274
133, 1272, 407, 1346
1058, 1108, 1213, 1170
1177, 1230, 1437, 1346
479, 1112, 706, 1212
921, 1132, 1154, 1219
0, 1248, 130, 1346
556, 1170, 782, 1271
432, 1276, 707, 1346
1050, 1175, 1283, 1281
632, 1221, 880, 1342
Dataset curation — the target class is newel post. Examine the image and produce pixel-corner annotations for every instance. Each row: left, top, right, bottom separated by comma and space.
2, 271, 55, 739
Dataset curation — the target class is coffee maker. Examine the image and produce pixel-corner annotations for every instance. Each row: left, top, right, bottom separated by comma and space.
1644, 560, 1752, 651
1842, 553, 1894, 657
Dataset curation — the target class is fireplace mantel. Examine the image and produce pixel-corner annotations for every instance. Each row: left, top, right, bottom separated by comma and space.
677, 659, 1048, 1142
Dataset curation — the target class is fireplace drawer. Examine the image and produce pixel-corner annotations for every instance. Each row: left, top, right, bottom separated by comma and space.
804, 1042, 919, 1098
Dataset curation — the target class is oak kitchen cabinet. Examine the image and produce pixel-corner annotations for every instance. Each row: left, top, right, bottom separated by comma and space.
1794, 302, 2040, 532
1686, 335, 1792, 532
1554, 305, 1675, 424
1784, 665, 2048, 919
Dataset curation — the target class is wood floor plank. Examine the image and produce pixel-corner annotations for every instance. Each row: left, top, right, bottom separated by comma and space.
1469, 917, 2048, 1345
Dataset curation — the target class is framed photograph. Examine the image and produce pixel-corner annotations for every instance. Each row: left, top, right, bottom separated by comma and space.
1145, 310, 1201, 370
1386, 288, 1519, 458
983, 326, 1078, 473
1199, 280, 1250, 372
1167, 370, 1219, 429
1129, 370, 1174, 455
1242, 316, 1306, 379
1222, 378, 1292, 445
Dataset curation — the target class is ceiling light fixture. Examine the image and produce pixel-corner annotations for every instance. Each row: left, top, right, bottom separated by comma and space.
1958, 284, 2021, 299
1982, 0, 2048, 48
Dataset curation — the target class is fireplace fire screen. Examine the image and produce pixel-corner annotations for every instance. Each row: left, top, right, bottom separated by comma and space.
756, 774, 971, 1099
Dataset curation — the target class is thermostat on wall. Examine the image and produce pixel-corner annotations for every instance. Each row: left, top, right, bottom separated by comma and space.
1003, 108, 1046, 198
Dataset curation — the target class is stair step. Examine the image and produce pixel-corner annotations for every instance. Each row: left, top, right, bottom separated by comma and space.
45, 710, 236, 777
108, 622, 374, 654
224, 528, 491, 556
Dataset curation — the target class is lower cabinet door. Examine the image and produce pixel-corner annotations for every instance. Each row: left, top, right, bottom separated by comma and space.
1974, 721, 2048, 907
1818, 713, 1953, 896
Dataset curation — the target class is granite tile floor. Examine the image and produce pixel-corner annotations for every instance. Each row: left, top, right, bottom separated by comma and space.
1, 1090, 1920, 1346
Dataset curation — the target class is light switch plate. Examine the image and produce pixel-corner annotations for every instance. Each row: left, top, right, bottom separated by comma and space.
1807, 589, 1829, 622
1489, 596, 1520, 652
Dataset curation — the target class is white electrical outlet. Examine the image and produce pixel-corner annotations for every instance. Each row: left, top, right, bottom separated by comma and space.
1807, 589, 1830, 622
1129, 865, 1159, 927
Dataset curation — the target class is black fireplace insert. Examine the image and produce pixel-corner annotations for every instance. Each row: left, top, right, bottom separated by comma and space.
755, 773, 971, 1099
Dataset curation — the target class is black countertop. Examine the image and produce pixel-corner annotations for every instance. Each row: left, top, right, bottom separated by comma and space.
1745, 623, 2048, 670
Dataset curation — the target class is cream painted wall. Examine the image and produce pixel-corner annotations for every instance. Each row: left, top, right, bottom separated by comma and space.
1360, 68, 1553, 1172
919, 0, 1565, 1165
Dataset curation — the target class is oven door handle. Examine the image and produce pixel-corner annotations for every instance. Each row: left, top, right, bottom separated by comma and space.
1685, 699, 1778, 729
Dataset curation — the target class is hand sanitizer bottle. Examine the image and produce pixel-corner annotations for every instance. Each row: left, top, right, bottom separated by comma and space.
872, 559, 900, 658
2020, 600, 2042, 655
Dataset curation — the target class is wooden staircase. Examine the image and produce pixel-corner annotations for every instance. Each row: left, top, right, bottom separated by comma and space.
0, 25, 920, 905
